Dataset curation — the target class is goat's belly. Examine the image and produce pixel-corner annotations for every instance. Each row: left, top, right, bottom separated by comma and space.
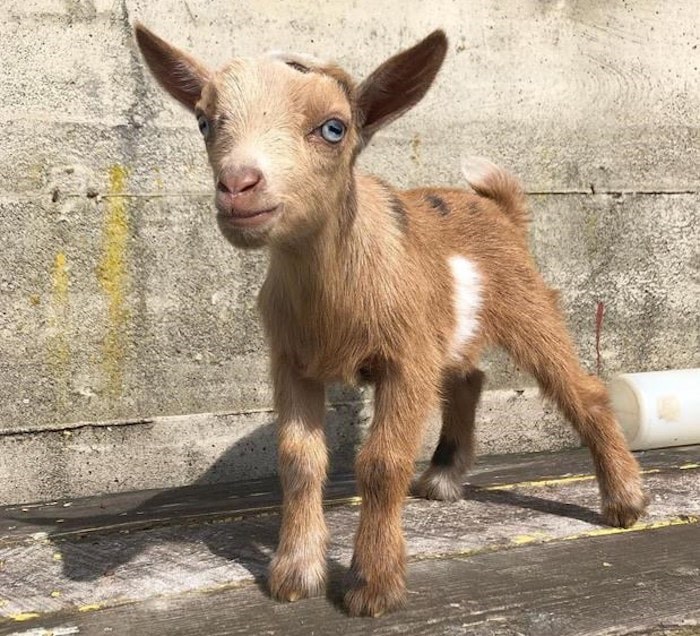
290, 348, 361, 385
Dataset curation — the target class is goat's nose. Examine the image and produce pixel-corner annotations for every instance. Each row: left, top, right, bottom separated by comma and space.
217, 167, 264, 196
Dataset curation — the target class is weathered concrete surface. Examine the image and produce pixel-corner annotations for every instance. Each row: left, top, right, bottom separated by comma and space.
1, 1, 698, 502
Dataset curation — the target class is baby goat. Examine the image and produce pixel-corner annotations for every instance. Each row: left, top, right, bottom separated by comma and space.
134, 26, 647, 617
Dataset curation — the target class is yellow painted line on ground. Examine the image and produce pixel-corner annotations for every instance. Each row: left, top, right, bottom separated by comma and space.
321, 468, 667, 507
560, 515, 700, 541
324, 495, 362, 508
485, 468, 662, 492
4, 580, 258, 625
511, 532, 549, 545
8, 612, 41, 622
414, 514, 700, 563
485, 474, 597, 490
680, 463, 699, 470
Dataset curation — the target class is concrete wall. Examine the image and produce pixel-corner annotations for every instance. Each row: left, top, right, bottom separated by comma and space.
1, 0, 698, 503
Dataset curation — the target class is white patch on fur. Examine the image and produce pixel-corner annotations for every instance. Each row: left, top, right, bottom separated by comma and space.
415, 467, 463, 502
447, 255, 482, 362
461, 156, 499, 191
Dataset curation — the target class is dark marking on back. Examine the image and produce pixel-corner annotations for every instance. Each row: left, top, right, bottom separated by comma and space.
389, 194, 409, 234
372, 177, 408, 234
426, 194, 450, 216
465, 199, 480, 214
432, 435, 457, 467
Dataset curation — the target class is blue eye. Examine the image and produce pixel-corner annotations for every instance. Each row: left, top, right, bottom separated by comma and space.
197, 114, 210, 138
320, 118, 346, 143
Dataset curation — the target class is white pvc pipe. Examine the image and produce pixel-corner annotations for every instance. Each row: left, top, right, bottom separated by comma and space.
609, 369, 700, 451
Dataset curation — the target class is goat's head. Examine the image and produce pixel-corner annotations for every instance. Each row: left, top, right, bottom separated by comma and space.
134, 25, 447, 249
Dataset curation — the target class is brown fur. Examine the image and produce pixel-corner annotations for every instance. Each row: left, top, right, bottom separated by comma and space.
134, 24, 647, 617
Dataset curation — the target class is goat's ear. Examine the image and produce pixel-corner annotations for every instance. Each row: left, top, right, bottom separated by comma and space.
134, 23, 211, 111
356, 30, 448, 144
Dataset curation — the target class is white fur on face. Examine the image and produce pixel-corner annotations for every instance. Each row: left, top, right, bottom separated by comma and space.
447, 255, 482, 362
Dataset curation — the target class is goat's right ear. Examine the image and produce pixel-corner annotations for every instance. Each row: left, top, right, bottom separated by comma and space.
134, 23, 210, 111
356, 30, 448, 145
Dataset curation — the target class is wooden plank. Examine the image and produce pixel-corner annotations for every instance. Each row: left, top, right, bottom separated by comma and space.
2, 523, 698, 636
2, 446, 697, 540
0, 447, 696, 626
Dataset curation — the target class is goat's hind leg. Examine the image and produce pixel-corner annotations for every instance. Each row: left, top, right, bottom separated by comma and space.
415, 369, 484, 501
495, 283, 647, 527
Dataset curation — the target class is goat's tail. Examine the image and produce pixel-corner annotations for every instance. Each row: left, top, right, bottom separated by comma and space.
461, 157, 530, 232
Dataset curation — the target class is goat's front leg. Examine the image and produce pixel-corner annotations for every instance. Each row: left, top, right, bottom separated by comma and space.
345, 365, 438, 617
268, 356, 328, 602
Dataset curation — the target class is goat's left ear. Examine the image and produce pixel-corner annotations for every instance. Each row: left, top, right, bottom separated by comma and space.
356, 30, 448, 145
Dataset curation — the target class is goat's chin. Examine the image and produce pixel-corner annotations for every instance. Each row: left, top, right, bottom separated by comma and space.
216, 221, 271, 249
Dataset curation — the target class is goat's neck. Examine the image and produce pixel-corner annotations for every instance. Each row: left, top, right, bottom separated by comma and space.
269, 170, 399, 297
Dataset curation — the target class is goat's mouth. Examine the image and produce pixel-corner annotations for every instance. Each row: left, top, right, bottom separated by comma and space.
216, 205, 280, 229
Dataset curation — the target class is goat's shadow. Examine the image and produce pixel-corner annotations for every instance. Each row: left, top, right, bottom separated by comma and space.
458, 484, 603, 525
9, 381, 606, 606
13, 384, 369, 600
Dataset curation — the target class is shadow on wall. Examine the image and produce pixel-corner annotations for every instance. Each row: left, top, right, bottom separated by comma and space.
197, 384, 371, 486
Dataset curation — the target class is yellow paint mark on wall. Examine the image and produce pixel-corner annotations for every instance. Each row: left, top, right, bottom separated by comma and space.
54, 252, 69, 299
154, 166, 164, 191
49, 251, 71, 409
410, 133, 421, 165
97, 165, 130, 397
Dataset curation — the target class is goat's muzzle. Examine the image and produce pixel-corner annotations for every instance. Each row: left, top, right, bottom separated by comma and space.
215, 166, 279, 228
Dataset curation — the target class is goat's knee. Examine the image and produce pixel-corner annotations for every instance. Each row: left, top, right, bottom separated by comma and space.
345, 449, 414, 616
356, 449, 413, 509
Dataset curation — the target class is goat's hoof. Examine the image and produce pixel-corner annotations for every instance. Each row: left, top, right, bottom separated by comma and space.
344, 579, 406, 617
268, 554, 326, 602
601, 485, 649, 528
413, 467, 463, 502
